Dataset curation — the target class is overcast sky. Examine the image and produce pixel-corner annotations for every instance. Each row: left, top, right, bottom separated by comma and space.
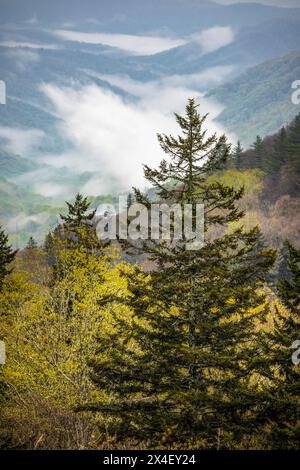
216, 0, 300, 7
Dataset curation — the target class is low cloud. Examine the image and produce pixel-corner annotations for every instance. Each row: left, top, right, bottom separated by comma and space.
88, 65, 236, 94
52, 26, 235, 56
39, 75, 235, 195
15, 164, 86, 199
5, 211, 50, 232
31, 182, 65, 198
192, 27, 235, 54
53, 30, 186, 55
0, 126, 45, 155
4, 48, 40, 71
0, 41, 60, 50
0, 25, 237, 199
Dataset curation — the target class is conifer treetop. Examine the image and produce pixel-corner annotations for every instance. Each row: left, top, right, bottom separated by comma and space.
278, 240, 300, 316
133, 98, 244, 236
0, 225, 17, 290
26, 236, 38, 249
143, 98, 231, 204
60, 193, 96, 229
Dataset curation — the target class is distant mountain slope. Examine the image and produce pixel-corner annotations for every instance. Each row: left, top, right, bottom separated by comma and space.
0, 175, 125, 247
208, 48, 300, 146
1, 17, 300, 149
0, 176, 52, 216
0, 43, 161, 157
0, 149, 36, 178
146, 18, 300, 78
0, 176, 60, 246
1, 0, 300, 34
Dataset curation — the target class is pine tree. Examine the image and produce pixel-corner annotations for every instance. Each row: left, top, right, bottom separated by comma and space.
0, 227, 17, 291
253, 135, 263, 153
257, 240, 300, 449
0, 371, 11, 448
0, 227, 14, 444
278, 241, 300, 313
282, 114, 300, 196
87, 99, 275, 448
232, 141, 244, 168
59, 193, 99, 249
43, 231, 56, 268
277, 241, 291, 282
44, 231, 54, 252
270, 127, 288, 174
250, 135, 264, 169
26, 236, 37, 250
127, 192, 134, 209
286, 114, 300, 159
0, 227, 16, 447
60, 193, 96, 230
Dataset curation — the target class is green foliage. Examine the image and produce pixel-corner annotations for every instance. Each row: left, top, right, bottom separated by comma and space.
127, 192, 134, 209
0, 226, 138, 448
0, 226, 17, 291
207, 167, 265, 199
0, 97, 298, 449
26, 237, 38, 250
250, 135, 264, 169
278, 241, 300, 316
208, 49, 300, 146
254, 241, 300, 449
231, 113, 300, 202
87, 99, 276, 448
60, 193, 96, 230
57, 194, 101, 251
230, 141, 244, 167
0, 150, 36, 179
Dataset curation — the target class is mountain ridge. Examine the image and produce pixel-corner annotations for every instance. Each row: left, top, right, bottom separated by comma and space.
1, 0, 300, 34
208, 47, 300, 145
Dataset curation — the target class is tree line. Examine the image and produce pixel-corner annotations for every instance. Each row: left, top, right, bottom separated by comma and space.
0, 100, 299, 449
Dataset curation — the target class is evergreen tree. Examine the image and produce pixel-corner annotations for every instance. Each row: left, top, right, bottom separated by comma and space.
0, 228, 16, 448
278, 241, 300, 315
26, 236, 37, 250
257, 240, 300, 449
127, 192, 134, 209
283, 114, 300, 196
59, 194, 99, 250
60, 193, 96, 230
232, 141, 244, 168
0, 227, 17, 291
253, 135, 263, 153
270, 127, 288, 174
286, 114, 300, 159
277, 241, 291, 282
250, 135, 264, 169
0, 371, 11, 448
43, 231, 56, 268
44, 231, 54, 252
87, 99, 275, 448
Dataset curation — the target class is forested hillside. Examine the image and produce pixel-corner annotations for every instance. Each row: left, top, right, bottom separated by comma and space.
204, 114, 300, 256
147, 18, 300, 79
208, 49, 300, 145
0, 149, 36, 178
0, 101, 299, 450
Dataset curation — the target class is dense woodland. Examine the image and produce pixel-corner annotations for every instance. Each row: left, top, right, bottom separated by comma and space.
0, 100, 299, 449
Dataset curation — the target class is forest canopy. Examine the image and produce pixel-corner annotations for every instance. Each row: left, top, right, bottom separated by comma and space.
0, 100, 299, 450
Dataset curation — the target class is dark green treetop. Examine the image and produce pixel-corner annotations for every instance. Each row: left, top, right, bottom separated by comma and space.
256, 239, 300, 449
60, 193, 96, 230
0, 226, 17, 291
87, 99, 276, 448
